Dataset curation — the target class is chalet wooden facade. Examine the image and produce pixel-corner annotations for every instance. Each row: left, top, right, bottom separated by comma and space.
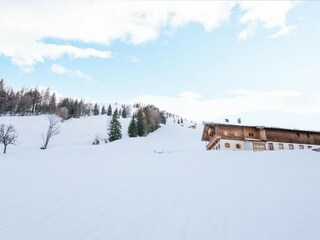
202, 123, 320, 151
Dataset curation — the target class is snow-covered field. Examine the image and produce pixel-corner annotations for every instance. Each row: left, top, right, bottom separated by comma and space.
1, 115, 320, 240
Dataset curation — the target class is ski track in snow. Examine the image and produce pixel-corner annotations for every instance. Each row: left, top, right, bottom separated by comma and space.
1, 115, 320, 240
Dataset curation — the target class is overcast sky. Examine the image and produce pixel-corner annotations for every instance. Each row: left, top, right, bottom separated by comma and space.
1, 1, 320, 127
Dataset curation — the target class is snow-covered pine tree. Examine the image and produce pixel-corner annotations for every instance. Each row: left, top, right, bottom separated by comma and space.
128, 116, 138, 137
101, 105, 107, 115
93, 103, 100, 116
108, 109, 122, 142
107, 104, 112, 116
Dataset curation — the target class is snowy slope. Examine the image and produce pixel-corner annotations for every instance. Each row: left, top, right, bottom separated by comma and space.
0, 115, 132, 151
1, 115, 320, 240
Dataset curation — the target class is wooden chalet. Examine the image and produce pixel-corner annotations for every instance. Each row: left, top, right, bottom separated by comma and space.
202, 123, 320, 151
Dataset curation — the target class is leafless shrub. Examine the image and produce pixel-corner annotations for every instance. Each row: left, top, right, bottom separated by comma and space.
0, 124, 18, 154
41, 115, 61, 150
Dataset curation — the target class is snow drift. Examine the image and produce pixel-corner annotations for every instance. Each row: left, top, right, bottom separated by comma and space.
0, 115, 320, 240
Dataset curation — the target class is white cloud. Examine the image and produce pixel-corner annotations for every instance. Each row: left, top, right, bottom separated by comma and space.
269, 25, 297, 38
238, 1, 298, 38
132, 90, 320, 124
0, 1, 298, 71
238, 22, 257, 40
0, 30, 112, 72
51, 64, 66, 74
51, 64, 92, 83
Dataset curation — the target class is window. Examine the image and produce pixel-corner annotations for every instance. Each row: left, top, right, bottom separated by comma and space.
208, 128, 214, 135
278, 143, 284, 149
253, 143, 266, 151
307, 133, 310, 138
308, 146, 312, 149
224, 131, 228, 136
236, 144, 241, 149
299, 145, 304, 149
289, 144, 294, 150
296, 133, 300, 137
268, 143, 274, 150
235, 132, 240, 137
248, 133, 254, 137
225, 143, 230, 148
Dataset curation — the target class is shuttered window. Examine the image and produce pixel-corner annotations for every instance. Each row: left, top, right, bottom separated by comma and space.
253, 143, 266, 151
268, 143, 274, 150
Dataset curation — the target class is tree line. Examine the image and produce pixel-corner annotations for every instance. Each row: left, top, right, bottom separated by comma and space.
94, 105, 167, 144
127, 105, 166, 138
0, 79, 133, 120
0, 79, 170, 153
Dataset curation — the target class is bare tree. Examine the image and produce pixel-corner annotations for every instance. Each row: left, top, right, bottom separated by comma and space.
0, 124, 18, 154
41, 115, 61, 150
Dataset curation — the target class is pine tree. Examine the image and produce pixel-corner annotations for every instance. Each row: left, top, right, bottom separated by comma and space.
74, 100, 81, 118
121, 106, 127, 118
48, 93, 57, 114
0, 79, 4, 92
136, 109, 145, 137
93, 103, 100, 116
107, 104, 112, 116
108, 109, 122, 142
160, 111, 166, 124
128, 116, 138, 137
180, 118, 183, 124
6, 89, 16, 115
0, 80, 7, 115
177, 119, 180, 124
101, 105, 107, 115
79, 100, 84, 116
29, 88, 42, 114
41, 88, 51, 114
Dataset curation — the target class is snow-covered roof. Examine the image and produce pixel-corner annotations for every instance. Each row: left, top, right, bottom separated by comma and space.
203, 122, 320, 134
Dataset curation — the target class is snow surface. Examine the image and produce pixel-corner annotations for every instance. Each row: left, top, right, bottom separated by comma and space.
1, 115, 320, 240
